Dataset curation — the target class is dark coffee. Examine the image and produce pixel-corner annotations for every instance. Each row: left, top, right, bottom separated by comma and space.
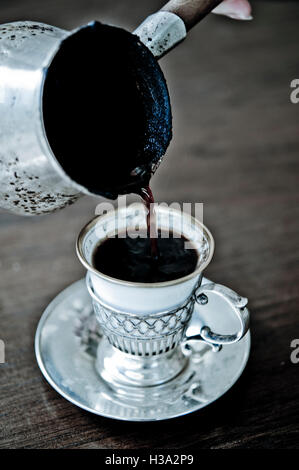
92, 231, 198, 283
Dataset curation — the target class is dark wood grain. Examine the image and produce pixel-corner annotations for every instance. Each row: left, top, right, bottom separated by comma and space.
1, 0, 299, 449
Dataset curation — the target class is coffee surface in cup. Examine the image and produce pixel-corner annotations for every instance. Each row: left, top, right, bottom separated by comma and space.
92, 230, 198, 283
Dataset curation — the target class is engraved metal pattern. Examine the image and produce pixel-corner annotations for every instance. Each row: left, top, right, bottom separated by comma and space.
92, 293, 196, 357
35, 278, 251, 421
74, 304, 102, 357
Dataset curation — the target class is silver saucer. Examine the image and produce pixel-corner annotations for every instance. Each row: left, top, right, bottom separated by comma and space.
35, 279, 251, 422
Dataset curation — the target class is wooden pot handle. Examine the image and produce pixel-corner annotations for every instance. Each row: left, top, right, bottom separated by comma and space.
161, 0, 223, 31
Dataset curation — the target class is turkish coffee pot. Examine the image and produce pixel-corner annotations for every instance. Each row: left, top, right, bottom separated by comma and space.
0, 0, 221, 215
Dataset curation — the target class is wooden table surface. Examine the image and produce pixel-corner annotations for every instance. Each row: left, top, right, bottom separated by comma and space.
0, 1, 299, 449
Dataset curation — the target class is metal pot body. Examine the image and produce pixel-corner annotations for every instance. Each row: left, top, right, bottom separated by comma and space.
0, 21, 81, 215
0, 14, 184, 216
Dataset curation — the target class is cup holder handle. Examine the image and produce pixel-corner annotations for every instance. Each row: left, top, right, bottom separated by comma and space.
184, 282, 250, 350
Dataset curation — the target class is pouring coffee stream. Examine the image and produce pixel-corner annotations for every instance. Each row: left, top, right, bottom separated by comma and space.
139, 186, 159, 260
